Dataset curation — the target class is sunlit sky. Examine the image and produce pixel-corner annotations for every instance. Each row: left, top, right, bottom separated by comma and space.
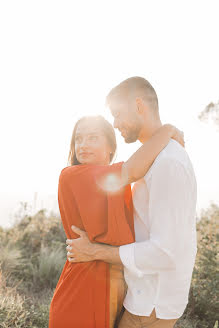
0, 1, 219, 228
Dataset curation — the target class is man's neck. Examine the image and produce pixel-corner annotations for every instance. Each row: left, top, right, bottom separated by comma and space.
138, 120, 163, 144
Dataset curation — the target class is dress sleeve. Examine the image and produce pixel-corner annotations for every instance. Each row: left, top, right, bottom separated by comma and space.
58, 166, 86, 240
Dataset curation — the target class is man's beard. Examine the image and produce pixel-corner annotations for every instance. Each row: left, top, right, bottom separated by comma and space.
123, 126, 141, 143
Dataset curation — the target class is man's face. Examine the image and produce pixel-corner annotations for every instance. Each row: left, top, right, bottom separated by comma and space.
109, 99, 142, 143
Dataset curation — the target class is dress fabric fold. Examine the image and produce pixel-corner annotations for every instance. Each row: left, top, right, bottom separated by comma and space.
49, 162, 135, 328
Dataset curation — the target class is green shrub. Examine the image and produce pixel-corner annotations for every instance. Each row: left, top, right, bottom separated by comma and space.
31, 244, 66, 290
11, 211, 66, 259
190, 204, 219, 327
1, 210, 66, 289
175, 203, 219, 328
0, 242, 22, 274
175, 317, 200, 328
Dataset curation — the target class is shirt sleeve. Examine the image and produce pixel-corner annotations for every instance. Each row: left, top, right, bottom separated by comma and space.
119, 157, 195, 276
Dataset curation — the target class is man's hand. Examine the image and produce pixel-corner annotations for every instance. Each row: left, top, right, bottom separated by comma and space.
66, 225, 122, 265
66, 226, 98, 263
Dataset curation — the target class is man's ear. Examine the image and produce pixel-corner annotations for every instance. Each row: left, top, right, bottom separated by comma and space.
135, 97, 144, 114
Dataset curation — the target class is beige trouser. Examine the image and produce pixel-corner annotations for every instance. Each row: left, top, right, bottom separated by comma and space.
109, 264, 178, 328
109, 263, 127, 328
118, 307, 179, 328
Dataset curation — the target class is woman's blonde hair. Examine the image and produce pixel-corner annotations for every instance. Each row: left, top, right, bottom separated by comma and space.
67, 115, 117, 166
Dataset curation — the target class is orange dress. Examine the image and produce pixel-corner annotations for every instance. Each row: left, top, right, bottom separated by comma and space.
49, 162, 135, 328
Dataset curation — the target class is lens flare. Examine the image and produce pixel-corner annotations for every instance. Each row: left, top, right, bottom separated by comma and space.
97, 173, 123, 194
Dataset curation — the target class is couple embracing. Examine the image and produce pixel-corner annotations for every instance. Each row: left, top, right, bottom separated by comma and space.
49, 76, 197, 328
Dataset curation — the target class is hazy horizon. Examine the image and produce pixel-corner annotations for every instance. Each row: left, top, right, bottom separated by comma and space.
1, 1, 219, 229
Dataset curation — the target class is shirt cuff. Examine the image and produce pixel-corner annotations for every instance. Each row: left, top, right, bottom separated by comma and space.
119, 243, 144, 278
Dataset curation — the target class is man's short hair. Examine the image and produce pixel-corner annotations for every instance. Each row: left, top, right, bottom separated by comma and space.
106, 76, 159, 111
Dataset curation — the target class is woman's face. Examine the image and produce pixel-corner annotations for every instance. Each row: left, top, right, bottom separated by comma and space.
74, 120, 112, 165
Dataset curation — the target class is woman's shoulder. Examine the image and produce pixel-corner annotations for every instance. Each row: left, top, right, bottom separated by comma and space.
60, 165, 75, 176
59, 162, 125, 179
59, 165, 83, 181
59, 164, 100, 180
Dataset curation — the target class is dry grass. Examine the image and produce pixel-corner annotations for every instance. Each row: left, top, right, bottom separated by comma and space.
0, 205, 218, 328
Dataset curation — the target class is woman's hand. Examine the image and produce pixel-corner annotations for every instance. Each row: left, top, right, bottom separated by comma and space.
163, 124, 185, 147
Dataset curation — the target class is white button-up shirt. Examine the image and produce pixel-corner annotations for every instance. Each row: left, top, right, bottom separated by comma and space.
119, 139, 198, 319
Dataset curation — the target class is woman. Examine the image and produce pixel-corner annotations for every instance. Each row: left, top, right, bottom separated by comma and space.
49, 115, 184, 328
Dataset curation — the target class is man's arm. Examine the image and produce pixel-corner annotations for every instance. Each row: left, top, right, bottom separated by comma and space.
67, 226, 145, 277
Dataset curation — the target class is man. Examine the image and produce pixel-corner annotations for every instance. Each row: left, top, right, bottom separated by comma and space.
66, 77, 197, 327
